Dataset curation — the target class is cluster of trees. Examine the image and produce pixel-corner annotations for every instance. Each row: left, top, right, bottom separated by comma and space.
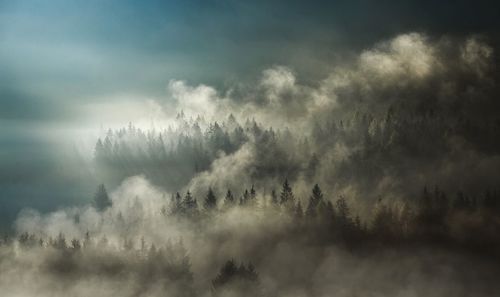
162, 180, 500, 253
93, 114, 267, 188
41, 178, 499, 256
212, 259, 262, 297
10, 233, 196, 296
94, 106, 500, 208
4, 180, 499, 296
9, 230, 264, 297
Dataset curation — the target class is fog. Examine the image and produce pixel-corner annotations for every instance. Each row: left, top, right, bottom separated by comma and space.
1, 32, 500, 296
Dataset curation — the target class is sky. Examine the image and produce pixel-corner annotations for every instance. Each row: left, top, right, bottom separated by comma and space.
0, 0, 499, 228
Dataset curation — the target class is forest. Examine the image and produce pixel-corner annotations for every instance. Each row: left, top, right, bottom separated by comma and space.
2, 31, 500, 297
2, 176, 500, 297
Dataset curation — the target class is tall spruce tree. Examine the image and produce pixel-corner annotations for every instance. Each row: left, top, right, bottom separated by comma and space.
306, 184, 324, 217
204, 187, 217, 210
279, 179, 295, 207
93, 184, 112, 211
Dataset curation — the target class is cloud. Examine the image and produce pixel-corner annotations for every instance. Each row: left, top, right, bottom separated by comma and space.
186, 143, 256, 197
460, 37, 494, 78
260, 66, 297, 106
167, 80, 222, 119
359, 33, 435, 79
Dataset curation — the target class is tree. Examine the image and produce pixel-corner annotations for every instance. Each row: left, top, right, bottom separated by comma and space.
54, 232, 67, 250
213, 259, 238, 288
83, 231, 92, 249
224, 190, 235, 207
336, 196, 351, 226
183, 191, 199, 216
240, 189, 250, 206
372, 204, 397, 240
212, 260, 262, 297
279, 179, 295, 207
93, 184, 112, 211
249, 185, 257, 205
94, 138, 105, 161
306, 184, 324, 218
71, 238, 81, 250
204, 187, 217, 211
171, 192, 183, 214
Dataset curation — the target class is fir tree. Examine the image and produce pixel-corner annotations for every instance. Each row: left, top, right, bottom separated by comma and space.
224, 189, 235, 207
280, 179, 295, 207
93, 184, 112, 211
204, 187, 218, 210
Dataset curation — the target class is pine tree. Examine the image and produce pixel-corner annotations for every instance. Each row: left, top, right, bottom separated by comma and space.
336, 197, 351, 226
71, 238, 81, 250
249, 185, 257, 206
241, 189, 250, 206
224, 190, 235, 207
171, 192, 182, 214
204, 187, 217, 210
280, 179, 295, 207
212, 259, 261, 297
183, 191, 199, 216
306, 184, 324, 218
54, 232, 67, 250
93, 184, 112, 211
83, 231, 91, 249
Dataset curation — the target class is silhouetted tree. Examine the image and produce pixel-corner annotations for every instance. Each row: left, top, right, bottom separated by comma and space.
306, 184, 324, 218
93, 184, 112, 211
280, 179, 295, 208
182, 191, 199, 217
204, 187, 217, 211
336, 196, 351, 228
83, 231, 91, 249
224, 189, 235, 207
71, 238, 81, 250
212, 259, 261, 297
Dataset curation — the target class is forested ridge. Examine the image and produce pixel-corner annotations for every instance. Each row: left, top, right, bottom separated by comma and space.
3, 32, 500, 297
3, 178, 500, 296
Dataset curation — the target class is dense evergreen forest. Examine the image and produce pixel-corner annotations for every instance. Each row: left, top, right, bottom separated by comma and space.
2, 32, 500, 297
3, 178, 500, 296
93, 106, 500, 202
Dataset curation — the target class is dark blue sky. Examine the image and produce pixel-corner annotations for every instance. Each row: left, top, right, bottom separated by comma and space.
0, 0, 499, 228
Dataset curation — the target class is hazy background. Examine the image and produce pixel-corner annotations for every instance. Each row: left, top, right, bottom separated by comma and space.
1, 0, 499, 229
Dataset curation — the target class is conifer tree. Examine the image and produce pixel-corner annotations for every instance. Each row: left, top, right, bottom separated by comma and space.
183, 191, 199, 216
224, 189, 235, 206
280, 179, 295, 207
204, 187, 217, 210
93, 184, 112, 211
306, 184, 324, 217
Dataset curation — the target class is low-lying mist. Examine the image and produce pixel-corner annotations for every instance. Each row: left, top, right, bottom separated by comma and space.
2, 32, 500, 297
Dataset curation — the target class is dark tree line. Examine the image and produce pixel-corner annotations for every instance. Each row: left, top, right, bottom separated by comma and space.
6, 180, 500, 297
93, 106, 500, 214
13, 233, 195, 296
212, 259, 262, 297
162, 180, 500, 253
